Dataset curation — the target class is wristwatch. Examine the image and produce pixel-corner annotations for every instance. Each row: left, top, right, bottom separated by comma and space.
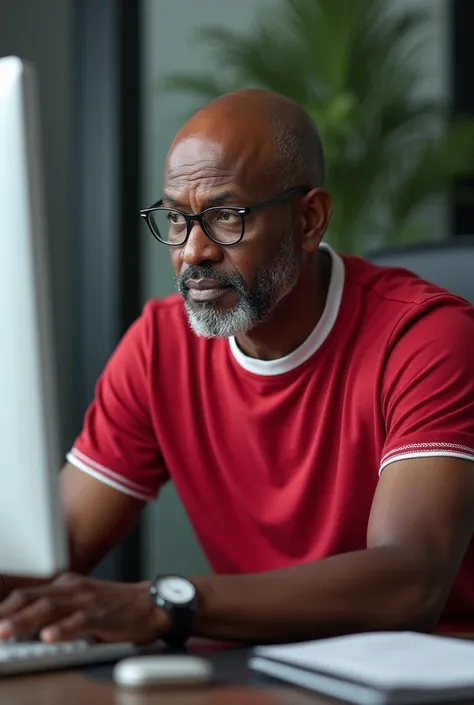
150, 574, 197, 647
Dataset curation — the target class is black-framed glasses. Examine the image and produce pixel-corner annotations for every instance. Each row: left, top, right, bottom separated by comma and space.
139, 186, 310, 247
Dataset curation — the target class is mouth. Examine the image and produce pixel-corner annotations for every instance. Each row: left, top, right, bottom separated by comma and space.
185, 278, 232, 303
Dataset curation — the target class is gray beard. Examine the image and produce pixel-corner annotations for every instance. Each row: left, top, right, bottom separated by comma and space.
178, 230, 300, 339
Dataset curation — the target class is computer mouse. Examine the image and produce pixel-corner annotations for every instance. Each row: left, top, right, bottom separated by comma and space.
113, 654, 214, 689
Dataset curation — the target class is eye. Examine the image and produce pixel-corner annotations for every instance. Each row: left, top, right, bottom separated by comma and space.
167, 211, 185, 225
217, 210, 239, 222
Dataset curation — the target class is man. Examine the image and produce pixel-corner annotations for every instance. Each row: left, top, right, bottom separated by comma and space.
0, 89, 473, 646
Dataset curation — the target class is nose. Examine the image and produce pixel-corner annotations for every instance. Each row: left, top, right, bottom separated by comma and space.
180, 222, 223, 267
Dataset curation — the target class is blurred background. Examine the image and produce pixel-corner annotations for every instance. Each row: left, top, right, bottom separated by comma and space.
1, 0, 473, 583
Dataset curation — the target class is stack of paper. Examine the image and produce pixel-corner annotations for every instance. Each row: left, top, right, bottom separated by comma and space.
250, 632, 474, 705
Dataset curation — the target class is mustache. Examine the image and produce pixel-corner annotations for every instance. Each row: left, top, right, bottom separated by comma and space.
175, 265, 246, 293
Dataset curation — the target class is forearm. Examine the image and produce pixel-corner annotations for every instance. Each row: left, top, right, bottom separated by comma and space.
191, 547, 439, 643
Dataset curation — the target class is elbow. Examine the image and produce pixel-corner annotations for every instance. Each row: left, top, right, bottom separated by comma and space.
390, 572, 447, 634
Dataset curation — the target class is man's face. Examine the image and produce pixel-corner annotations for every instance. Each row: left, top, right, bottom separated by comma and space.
164, 136, 301, 338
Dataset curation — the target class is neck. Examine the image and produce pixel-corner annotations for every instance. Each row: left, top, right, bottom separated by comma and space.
234, 249, 331, 361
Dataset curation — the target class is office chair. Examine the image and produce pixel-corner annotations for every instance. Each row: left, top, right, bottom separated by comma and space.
366, 237, 474, 304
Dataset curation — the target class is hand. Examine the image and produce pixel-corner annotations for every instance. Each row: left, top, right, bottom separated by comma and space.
0, 573, 170, 644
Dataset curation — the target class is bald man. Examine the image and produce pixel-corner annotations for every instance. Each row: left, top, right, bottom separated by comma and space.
1, 90, 474, 646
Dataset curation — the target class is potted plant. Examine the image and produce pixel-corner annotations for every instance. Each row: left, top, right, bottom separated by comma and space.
163, 0, 474, 254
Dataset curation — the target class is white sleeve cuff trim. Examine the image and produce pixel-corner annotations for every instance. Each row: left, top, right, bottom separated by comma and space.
379, 451, 474, 476
68, 447, 157, 497
66, 452, 154, 501
381, 441, 474, 465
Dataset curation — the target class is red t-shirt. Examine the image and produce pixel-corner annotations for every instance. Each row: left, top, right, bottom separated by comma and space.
68, 245, 474, 631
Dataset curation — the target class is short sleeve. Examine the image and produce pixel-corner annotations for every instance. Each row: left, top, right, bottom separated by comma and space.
67, 303, 167, 501
380, 295, 474, 474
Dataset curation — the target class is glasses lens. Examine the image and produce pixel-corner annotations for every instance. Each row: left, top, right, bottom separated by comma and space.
203, 209, 243, 244
149, 208, 187, 244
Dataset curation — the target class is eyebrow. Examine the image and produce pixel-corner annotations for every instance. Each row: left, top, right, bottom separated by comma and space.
161, 190, 238, 209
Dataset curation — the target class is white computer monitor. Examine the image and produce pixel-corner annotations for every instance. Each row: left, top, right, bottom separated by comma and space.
0, 56, 67, 577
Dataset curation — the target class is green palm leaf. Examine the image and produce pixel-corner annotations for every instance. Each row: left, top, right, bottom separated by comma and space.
162, 0, 474, 253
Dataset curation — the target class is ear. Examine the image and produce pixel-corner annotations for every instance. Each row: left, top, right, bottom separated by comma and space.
300, 188, 333, 253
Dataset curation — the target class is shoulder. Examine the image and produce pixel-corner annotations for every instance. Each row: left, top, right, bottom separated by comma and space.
341, 257, 474, 419
341, 252, 474, 349
341, 251, 470, 308
338, 256, 474, 469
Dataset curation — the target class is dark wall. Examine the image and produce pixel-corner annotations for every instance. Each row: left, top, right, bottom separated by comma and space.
0, 0, 142, 581
0, 0, 78, 451
75, 0, 142, 581
451, 0, 474, 236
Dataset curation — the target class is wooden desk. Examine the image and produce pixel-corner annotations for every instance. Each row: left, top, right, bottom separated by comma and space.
0, 644, 331, 705
0, 672, 331, 705
1, 635, 473, 705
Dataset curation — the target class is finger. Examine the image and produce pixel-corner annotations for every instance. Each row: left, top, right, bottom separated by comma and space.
53, 572, 86, 589
0, 589, 34, 619
0, 598, 72, 640
41, 610, 134, 644
40, 610, 88, 643
0, 583, 81, 620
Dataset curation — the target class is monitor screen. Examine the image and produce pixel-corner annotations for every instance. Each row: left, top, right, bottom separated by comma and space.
0, 56, 67, 577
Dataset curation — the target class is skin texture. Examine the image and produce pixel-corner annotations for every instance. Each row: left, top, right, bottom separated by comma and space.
0, 89, 473, 644
164, 91, 333, 356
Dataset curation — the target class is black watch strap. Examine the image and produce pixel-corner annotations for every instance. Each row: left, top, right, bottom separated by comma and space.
163, 604, 193, 648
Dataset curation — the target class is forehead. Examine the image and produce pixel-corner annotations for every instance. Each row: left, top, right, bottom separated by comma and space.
164, 131, 275, 203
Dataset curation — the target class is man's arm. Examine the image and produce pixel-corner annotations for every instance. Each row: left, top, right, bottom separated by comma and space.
0, 456, 471, 644
1, 462, 144, 596
189, 457, 474, 642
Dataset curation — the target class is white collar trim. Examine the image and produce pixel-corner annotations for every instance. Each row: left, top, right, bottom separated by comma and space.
228, 244, 345, 376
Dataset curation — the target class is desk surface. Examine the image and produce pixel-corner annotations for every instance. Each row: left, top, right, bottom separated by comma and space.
0, 672, 332, 705
1, 636, 473, 705
0, 645, 331, 705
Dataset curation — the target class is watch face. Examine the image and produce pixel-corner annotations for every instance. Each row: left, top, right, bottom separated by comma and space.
157, 577, 195, 605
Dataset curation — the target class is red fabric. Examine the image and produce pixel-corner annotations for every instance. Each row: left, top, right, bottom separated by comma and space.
70, 252, 474, 631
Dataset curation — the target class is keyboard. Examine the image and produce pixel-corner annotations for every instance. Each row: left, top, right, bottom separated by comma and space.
0, 638, 139, 676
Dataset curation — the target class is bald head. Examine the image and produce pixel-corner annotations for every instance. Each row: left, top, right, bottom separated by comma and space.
167, 89, 325, 192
